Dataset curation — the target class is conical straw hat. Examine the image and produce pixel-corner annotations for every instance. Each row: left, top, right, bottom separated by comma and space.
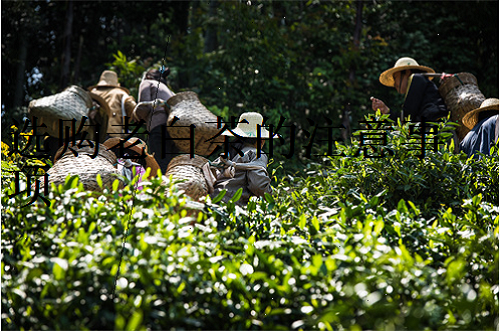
88, 70, 130, 93
461, 98, 499, 130
379, 57, 435, 87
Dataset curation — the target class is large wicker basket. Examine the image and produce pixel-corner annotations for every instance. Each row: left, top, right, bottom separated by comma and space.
45, 141, 122, 191
166, 92, 223, 156
438, 73, 485, 140
165, 154, 209, 201
28, 86, 94, 138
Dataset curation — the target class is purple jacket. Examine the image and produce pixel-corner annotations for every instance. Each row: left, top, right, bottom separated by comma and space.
134, 79, 175, 131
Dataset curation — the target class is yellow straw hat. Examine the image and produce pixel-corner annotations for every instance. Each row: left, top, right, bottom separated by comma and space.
461, 98, 499, 130
88, 70, 130, 94
222, 112, 279, 139
379, 57, 435, 87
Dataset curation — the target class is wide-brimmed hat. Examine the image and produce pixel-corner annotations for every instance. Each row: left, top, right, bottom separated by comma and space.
379, 57, 435, 87
222, 112, 279, 139
88, 70, 130, 94
103, 137, 160, 178
461, 98, 499, 130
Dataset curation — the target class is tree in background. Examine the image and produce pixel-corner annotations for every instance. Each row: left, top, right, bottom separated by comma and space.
2, 1, 498, 170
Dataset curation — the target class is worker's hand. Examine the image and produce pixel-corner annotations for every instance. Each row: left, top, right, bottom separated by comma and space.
153, 98, 166, 107
370, 96, 390, 114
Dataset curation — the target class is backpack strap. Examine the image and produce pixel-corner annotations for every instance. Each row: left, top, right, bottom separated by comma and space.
121, 94, 128, 117
120, 94, 128, 134
495, 116, 499, 144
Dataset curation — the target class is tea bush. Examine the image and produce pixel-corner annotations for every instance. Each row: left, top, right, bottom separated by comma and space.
1, 119, 498, 330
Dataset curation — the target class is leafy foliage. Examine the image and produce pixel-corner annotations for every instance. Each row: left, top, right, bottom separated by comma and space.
3, 1, 498, 171
1, 1, 498, 329
105, 51, 146, 100
2, 119, 498, 330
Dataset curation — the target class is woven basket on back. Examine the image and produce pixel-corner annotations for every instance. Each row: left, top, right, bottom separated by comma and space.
438, 73, 485, 140
28, 85, 94, 138
165, 154, 209, 201
166, 92, 223, 156
44, 141, 122, 192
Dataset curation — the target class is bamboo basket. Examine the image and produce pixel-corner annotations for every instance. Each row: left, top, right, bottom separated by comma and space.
28, 86, 94, 138
44, 141, 122, 191
166, 92, 223, 156
438, 73, 485, 140
165, 154, 209, 201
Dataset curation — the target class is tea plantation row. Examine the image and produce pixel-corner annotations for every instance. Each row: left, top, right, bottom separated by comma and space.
1, 120, 498, 330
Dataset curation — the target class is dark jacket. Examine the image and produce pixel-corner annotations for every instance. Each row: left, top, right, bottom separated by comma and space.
134, 79, 175, 132
212, 145, 272, 206
389, 74, 448, 122
460, 114, 498, 158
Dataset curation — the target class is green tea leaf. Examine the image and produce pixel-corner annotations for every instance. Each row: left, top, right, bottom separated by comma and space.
52, 258, 68, 280
229, 188, 243, 203
299, 214, 307, 230
64, 175, 79, 190
264, 192, 274, 204
212, 190, 226, 203
96, 174, 103, 189
125, 310, 143, 331
311, 216, 320, 232
374, 219, 384, 235
112, 179, 120, 191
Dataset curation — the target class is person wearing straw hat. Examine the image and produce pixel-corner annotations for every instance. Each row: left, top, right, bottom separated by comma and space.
88, 70, 137, 138
459, 98, 499, 158
371, 57, 448, 122
132, 68, 179, 174
211, 112, 278, 206
104, 137, 161, 186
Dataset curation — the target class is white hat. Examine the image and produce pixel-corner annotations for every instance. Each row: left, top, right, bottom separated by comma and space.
222, 112, 279, 138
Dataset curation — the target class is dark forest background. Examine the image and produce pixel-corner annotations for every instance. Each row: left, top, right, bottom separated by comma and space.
2, 0, 498, 171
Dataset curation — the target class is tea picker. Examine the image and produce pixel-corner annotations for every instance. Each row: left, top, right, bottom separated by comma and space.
134, 67, 179, 173
370, 57, 448, 124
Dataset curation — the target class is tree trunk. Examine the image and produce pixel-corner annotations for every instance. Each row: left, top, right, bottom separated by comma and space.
353, 0, 363, 49
60, 0, 73, 89
342, 0, 363, 142
13, 34, 28, 109
172, 1, 190, 35
73, 34, 84, 84
204, 0, 218, 53
190, 0, 200, 28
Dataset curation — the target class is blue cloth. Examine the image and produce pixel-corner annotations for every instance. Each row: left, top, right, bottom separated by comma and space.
460, 115, 498, 158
